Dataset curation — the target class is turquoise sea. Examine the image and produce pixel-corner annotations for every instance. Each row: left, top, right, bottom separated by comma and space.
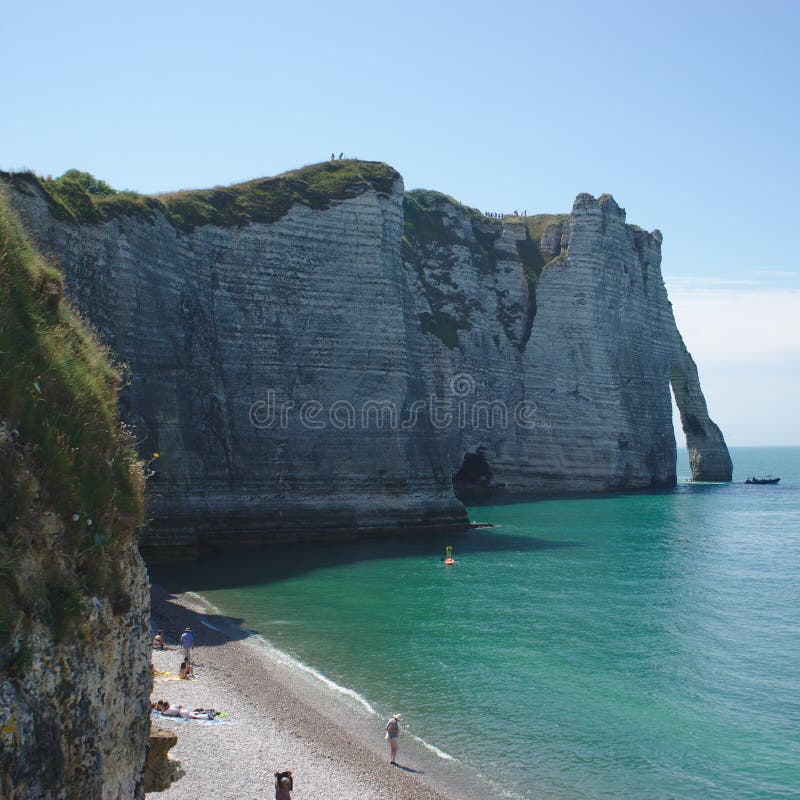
151, 447, 800, 799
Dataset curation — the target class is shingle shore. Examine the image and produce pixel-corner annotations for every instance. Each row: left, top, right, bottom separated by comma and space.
149, 584, 483, 800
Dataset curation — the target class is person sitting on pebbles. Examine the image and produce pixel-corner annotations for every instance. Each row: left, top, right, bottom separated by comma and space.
179, 657, 194, 679
152, 629, 174, 650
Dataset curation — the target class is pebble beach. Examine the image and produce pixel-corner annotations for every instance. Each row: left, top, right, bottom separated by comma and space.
149, 585, 486, 800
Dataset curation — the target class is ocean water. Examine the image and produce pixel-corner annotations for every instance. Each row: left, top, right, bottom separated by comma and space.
153, 447, 800, 799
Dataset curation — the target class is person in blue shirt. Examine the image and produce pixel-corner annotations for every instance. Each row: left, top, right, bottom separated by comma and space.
180, 627, 194, 661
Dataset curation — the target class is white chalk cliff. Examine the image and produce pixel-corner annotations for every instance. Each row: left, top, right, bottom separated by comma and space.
2, 163, 732, 550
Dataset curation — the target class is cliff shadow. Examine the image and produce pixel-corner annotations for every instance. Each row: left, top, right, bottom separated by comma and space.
145, 527, 575, 595
150, 583, 251, 649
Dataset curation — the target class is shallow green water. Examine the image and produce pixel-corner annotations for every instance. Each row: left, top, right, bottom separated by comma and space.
153, 448, 800, 799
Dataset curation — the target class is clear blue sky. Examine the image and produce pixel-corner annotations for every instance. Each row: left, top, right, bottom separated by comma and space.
2, 0, 798, 445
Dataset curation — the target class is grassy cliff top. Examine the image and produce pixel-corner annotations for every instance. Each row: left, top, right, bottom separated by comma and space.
511, 213, 569, 243
404, 189, 566, 244
0, 161, 401, 234
404, 188, 484, 218
402, 189, 566, 274
0, 190, 145, 647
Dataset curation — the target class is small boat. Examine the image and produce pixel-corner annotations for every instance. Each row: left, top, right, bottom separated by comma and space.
745, 476, 780, 485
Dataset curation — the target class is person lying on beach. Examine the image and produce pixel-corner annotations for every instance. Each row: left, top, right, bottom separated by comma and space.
179, 657, 195, 679
152, 700, 219, 720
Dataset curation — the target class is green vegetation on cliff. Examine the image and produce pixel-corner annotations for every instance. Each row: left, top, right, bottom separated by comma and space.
515, 213, 568, 244
403, 192, 564, 284
0, 191, 145, 655
402, 191, 563, 350
402, 191, 478, 348
0, 160, 400, 234
402, 189, 472, 250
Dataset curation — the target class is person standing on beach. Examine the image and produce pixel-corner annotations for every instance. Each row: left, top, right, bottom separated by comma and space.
274, 771, 293, 800
385, 713, 402, 764
180, 627, 194, 661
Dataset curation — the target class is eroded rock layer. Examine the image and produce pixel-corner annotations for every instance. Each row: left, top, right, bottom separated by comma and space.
2, 163, 732, 550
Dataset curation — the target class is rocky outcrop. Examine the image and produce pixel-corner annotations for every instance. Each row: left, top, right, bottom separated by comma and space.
0, 487, 150, 799
539, 221, 567, 259
1, 163, 732, 551
0, 194, 150, 798
144, 727, 184, 792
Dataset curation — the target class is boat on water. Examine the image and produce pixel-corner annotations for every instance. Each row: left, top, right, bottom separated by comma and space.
745, 476, 781, 485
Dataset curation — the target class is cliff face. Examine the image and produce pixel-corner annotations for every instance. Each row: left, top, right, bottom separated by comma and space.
2, 163, 732, 550
0, 194, 150, 798
0, 478, 150, 799
402, 190, 731, 494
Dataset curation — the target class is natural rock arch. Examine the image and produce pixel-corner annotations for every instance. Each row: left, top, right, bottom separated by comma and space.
670, 333, 733, 481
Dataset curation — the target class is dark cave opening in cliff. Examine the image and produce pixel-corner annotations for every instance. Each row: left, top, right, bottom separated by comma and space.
452, 449, 496, 503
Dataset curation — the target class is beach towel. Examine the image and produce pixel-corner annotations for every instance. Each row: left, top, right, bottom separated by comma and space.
153, 712, 236, 726
153, 709, 229, 722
